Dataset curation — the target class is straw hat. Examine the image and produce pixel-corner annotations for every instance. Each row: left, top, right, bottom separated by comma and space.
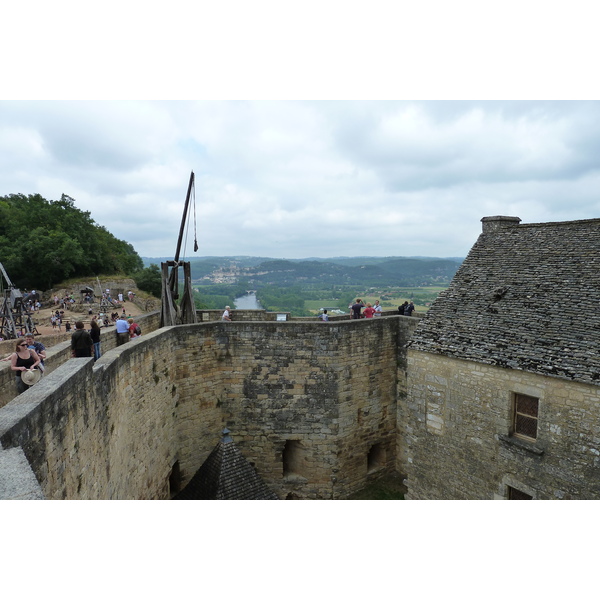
21, 369, 41, 386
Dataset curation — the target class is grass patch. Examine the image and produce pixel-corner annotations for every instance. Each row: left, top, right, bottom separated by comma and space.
304, 299, 345, 314
345, 472, 406, 500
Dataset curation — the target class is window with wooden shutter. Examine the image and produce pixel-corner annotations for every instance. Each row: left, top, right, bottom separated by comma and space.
513, 393, 539, 441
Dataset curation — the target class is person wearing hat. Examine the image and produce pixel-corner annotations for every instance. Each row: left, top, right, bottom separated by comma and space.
71, 321, 93, 358
10, 339, 41, 394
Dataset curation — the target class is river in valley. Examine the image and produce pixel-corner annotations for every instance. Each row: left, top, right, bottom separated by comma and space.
234, 292, 262, 310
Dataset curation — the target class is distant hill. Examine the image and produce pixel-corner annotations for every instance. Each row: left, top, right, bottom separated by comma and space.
142, 255, 464, 288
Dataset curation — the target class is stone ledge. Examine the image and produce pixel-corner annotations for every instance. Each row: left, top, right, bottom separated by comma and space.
0, 446, 44, 499
498, 433, 545, 456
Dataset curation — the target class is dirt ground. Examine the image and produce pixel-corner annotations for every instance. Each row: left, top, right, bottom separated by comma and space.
33, 299, 145, 338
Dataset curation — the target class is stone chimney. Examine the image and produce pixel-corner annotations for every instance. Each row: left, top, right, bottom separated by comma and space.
481, 216, 521, 233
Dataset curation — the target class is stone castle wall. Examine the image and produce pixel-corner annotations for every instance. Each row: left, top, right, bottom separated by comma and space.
0, 315, 419, 500
404, 350, 600, 499
0, 327, 180, 499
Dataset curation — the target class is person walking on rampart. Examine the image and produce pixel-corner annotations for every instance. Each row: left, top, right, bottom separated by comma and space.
71, 321, 93, 358
319, 309, 329, 321
115, 315, 130, 346
222, 306, 232, 321
374, 300, 382, 316
405, 301, 415, 316
398, 301, 408, 315
128, 318, 140, 339
89, 319, 101, 361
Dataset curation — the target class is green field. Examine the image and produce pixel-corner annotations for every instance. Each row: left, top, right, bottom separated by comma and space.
304, 286, 447, 315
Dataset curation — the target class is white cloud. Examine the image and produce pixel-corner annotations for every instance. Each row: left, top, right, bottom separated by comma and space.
2, 100, 600, 259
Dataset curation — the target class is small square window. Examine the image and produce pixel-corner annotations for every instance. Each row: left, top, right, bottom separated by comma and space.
513, 393, 539, 441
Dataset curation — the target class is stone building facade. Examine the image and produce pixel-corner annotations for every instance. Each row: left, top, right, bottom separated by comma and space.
405, 216, 600, 499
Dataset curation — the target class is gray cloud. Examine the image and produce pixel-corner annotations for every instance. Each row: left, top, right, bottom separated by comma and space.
1, 100, 600, 260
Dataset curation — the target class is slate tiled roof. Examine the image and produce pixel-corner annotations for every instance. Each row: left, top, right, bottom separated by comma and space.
173, 429, 279, 500
409, 216, 600, 385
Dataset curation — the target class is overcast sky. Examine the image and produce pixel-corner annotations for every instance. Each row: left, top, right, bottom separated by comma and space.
3, 100, 600, 260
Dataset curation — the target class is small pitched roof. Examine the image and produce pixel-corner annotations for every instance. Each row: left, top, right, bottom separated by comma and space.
409, 216, 600, 385
173, 429, 279, 500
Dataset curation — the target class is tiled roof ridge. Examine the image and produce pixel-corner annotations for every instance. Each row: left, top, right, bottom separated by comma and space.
487, 217, 600, 229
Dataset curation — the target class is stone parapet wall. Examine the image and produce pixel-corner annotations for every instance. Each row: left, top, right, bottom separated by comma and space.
198, 309, 291, 322
0, 315, 417, 500
0, 328, 180, 500
198, 309, 422, 323
404, 350, 600, 499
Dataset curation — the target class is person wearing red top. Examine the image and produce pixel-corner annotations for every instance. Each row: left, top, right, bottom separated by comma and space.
363, 303, 376, 318
128, 318, 140, 339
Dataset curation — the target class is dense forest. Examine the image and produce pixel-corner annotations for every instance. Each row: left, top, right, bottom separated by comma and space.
0, 193, 143, 289
241, 257, 459, 287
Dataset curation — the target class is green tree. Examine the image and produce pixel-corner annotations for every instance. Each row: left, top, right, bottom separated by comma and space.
0, 193, 144, 289
133, 264, 162, 297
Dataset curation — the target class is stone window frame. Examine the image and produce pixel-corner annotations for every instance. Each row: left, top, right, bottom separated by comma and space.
498, 475, 537, 499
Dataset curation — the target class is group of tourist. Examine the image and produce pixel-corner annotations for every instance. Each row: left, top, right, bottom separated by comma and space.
398, 301, 415, 316
221, 299, 414, 322
22, 291, 41, 312
348, 299, 383, 319
77, 315, 140, 358
8, 315, 141, 395
115, 315, 141, 346
53, 294, 77, 310
24, 298, 41, 312
50, 310, 66, 330
344, 298, 416, 319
